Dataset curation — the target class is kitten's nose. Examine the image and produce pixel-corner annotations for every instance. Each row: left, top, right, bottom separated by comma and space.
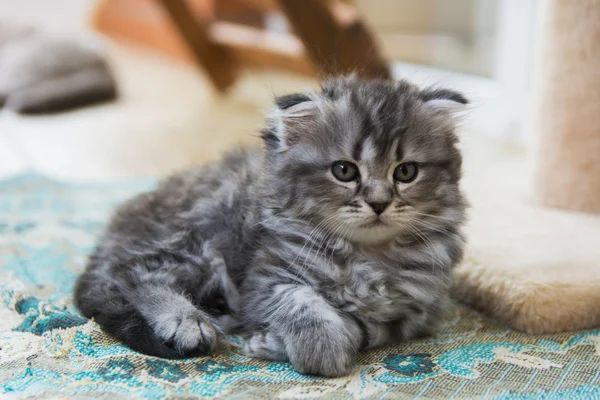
367, 201, 390, 215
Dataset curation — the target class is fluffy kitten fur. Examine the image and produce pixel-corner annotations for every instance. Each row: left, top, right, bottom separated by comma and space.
75, 77, 468, 377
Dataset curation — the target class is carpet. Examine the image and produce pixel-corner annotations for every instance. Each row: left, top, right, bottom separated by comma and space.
1, 173, 600, 399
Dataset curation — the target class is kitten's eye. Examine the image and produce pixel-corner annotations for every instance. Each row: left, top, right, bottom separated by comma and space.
332, 161, 359, 182
393, 162, 418, 183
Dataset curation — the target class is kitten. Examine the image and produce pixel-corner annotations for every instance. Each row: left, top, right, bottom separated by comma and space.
75, 77, 467, 377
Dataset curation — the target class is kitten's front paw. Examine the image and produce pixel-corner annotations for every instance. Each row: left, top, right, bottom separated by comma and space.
152, 308, 221, 355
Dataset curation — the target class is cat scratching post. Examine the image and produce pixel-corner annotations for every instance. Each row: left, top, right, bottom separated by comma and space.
531, 0, 600, 214
453, 0, 600, 334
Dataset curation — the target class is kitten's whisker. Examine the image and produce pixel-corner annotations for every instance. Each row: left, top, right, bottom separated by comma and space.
405, 223, 442, 274
410, 219, 463, 242
327, 223, 347, 267
321, 224, 345, 271
287, 214, 338, 279
299, 216, 347, 281
251, 214, 309, 230
298, 217, 342, 281
331, 222, 353, 265
316, 220, 349, 279
410, 211, 457, 222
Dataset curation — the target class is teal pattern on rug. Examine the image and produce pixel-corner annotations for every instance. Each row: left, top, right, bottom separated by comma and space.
1, 173, 599, 399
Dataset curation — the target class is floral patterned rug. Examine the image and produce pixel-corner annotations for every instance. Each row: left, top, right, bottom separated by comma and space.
1, 173, 599, 399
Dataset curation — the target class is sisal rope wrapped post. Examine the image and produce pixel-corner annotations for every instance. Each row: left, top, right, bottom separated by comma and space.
531, 0, 600, 214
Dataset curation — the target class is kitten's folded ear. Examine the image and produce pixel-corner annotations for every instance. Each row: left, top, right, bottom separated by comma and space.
274, 93, 312, 110
420, 88, 469, 113
263, 92, 318, 150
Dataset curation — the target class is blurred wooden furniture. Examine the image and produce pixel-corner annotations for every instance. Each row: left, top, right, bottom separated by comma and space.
93, 0, 391, 91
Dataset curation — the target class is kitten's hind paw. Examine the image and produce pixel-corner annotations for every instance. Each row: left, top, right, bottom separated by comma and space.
175, 315, 220, 354
244, 331, 288, 361
151, 308, 221, 356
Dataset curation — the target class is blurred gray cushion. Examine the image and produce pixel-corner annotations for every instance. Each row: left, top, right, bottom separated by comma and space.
0, 23, 117, 114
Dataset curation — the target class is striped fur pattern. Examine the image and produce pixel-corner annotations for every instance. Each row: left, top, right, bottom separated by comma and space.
74, 77, 468, 377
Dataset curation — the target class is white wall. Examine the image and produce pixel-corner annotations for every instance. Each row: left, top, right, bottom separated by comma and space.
491, 0, 538, 143
356, 0, 499, 76
0, 0, 98, 29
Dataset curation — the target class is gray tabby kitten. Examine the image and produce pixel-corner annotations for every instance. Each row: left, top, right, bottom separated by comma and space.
75, 77, 467, 377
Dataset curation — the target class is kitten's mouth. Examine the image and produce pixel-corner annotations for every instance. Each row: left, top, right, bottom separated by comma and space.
361, 219, 388, 228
